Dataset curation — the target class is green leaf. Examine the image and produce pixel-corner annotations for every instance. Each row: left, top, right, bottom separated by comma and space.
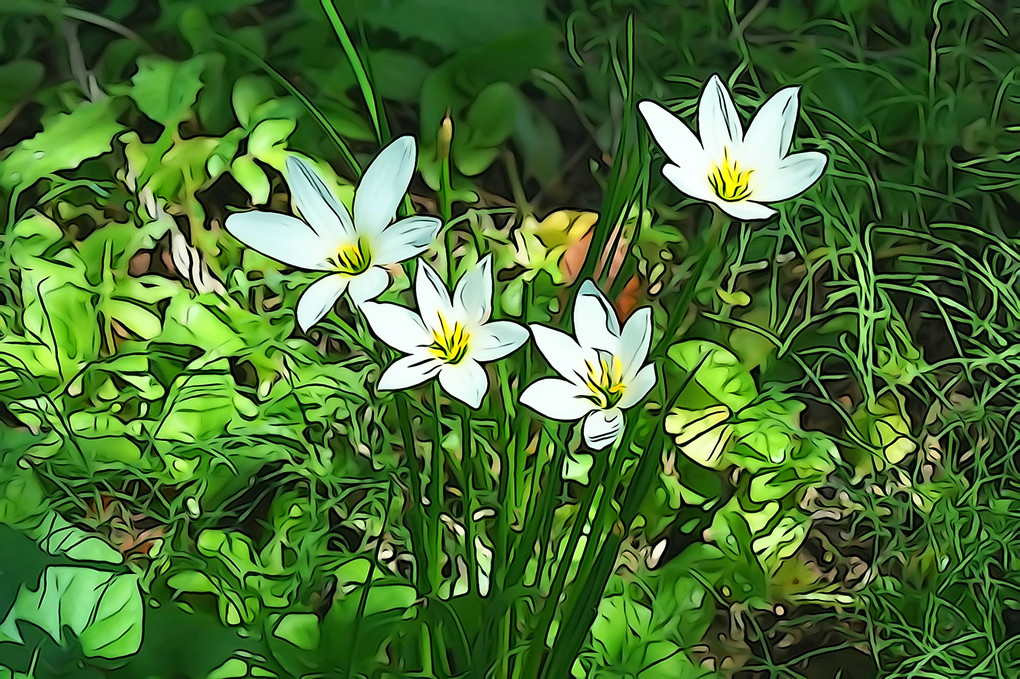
128, 55, 208, 126
273, 613, 320, 651
0, 100, 125, 191
103, 298, 163, 340
465, 82, 518, 148
419, 26, 559, 138
154, 363, 257, 443
0, 60, 44, 106
231, 155, 271, 204
668, 340, 757, 411
16, 247, 102, 371
368, 49, 431, 101
157, 296, 247, 356
751, 514, 809, 571
0, 567, 143, 659
664, 405, 732, 469
248, 119, 296, 159
35, 514, 123, 565
514, 98, 563, 184
588, 595, 706, 678
334, 0, 548, 52
853, 394, 916, 466
231, 75, 276, 130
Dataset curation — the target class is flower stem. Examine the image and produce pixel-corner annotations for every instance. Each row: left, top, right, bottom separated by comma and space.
428, 381, 446, 592
522, 435, 618, 677
651, 207, 731, 358
542, 356, 711, 678
394, 394, 429, 593
458, 403, 480, 596
438, 114, 456, 280
329, 310, 380, 363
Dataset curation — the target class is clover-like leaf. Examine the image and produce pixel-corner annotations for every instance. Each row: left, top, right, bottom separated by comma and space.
668, 340, 757, 411
665, 404, 733, 469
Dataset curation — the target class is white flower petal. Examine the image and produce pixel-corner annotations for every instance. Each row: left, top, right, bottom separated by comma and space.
348, 266, 390, 305
574, 280, 621, 353
714, 199, 777, 221
619, 364, 656, 410
224, 211, 332, 270
296, 275, 348, 331
471, 320, 528, 363
354, 136, 416, 237
530, 324, 589, 384
750, 151, 827, 203
415, 261, 455, 328
662, 163, 718, 205
743, 86, 799, 166
454, 255, 493, 325
285, 156, 355, 241
618, 307, 652, 378
699, 75, 744, 159
373, 216, 442, 264
583, 408, 624, 450
379, 353, 442, 390
519, 378, 594, 421
439, 360, 488, 409
360, 301, 431, 353
638, 100, 706, 169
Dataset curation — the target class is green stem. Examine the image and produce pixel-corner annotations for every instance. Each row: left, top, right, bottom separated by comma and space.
607, 139, 650, 300
344, 480, 392, 677
568, 14, 638, 310
458, 404, 480, 596
523, 437, 618, 676
320, 0, 384, 143
331, 316, 427, 595
319, 0, 414, 216
214, 33, 360, 176
394, 394, 429, 593
330, 309, 381, 362
508, 425, 567, 585
651, 208, 731, 358
542, 357, 711, 678
497, 280, 532, 565
439, 127, 456, 279
429, 382, 446, 592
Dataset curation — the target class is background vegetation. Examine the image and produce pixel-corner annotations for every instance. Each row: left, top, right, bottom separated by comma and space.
0, 0, 1018, 677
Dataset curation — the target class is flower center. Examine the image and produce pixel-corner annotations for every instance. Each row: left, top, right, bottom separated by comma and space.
583, 350, 626, 409
428, 313, 470, 364
329, 238, 371, 275
708, 148, 753, 202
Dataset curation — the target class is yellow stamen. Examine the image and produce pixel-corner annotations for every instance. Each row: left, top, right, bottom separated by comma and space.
328, 238, 371, 275
708, 148, 754, 202
583, 351, 626, 409
429, 313, 470, 364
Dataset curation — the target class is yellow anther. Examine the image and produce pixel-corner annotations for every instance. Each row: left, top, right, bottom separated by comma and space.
708, 148, 754, 202
329, 238, 371, 275
429, 313, 471, 364
583, 351, 626, 409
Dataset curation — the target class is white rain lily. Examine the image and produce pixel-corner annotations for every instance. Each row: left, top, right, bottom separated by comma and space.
360, 256, 528, 409
520, 280, 656, 450
225, 136, 441, 331
638, 74, 827, 220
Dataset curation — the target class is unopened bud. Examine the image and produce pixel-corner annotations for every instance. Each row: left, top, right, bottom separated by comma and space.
438, 111, 454, 161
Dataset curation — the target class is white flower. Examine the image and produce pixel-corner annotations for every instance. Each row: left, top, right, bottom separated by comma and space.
360, 256, 528, 409
225, 136, 441, 331
638, 74, 826, 221
519, 281, 656, 450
